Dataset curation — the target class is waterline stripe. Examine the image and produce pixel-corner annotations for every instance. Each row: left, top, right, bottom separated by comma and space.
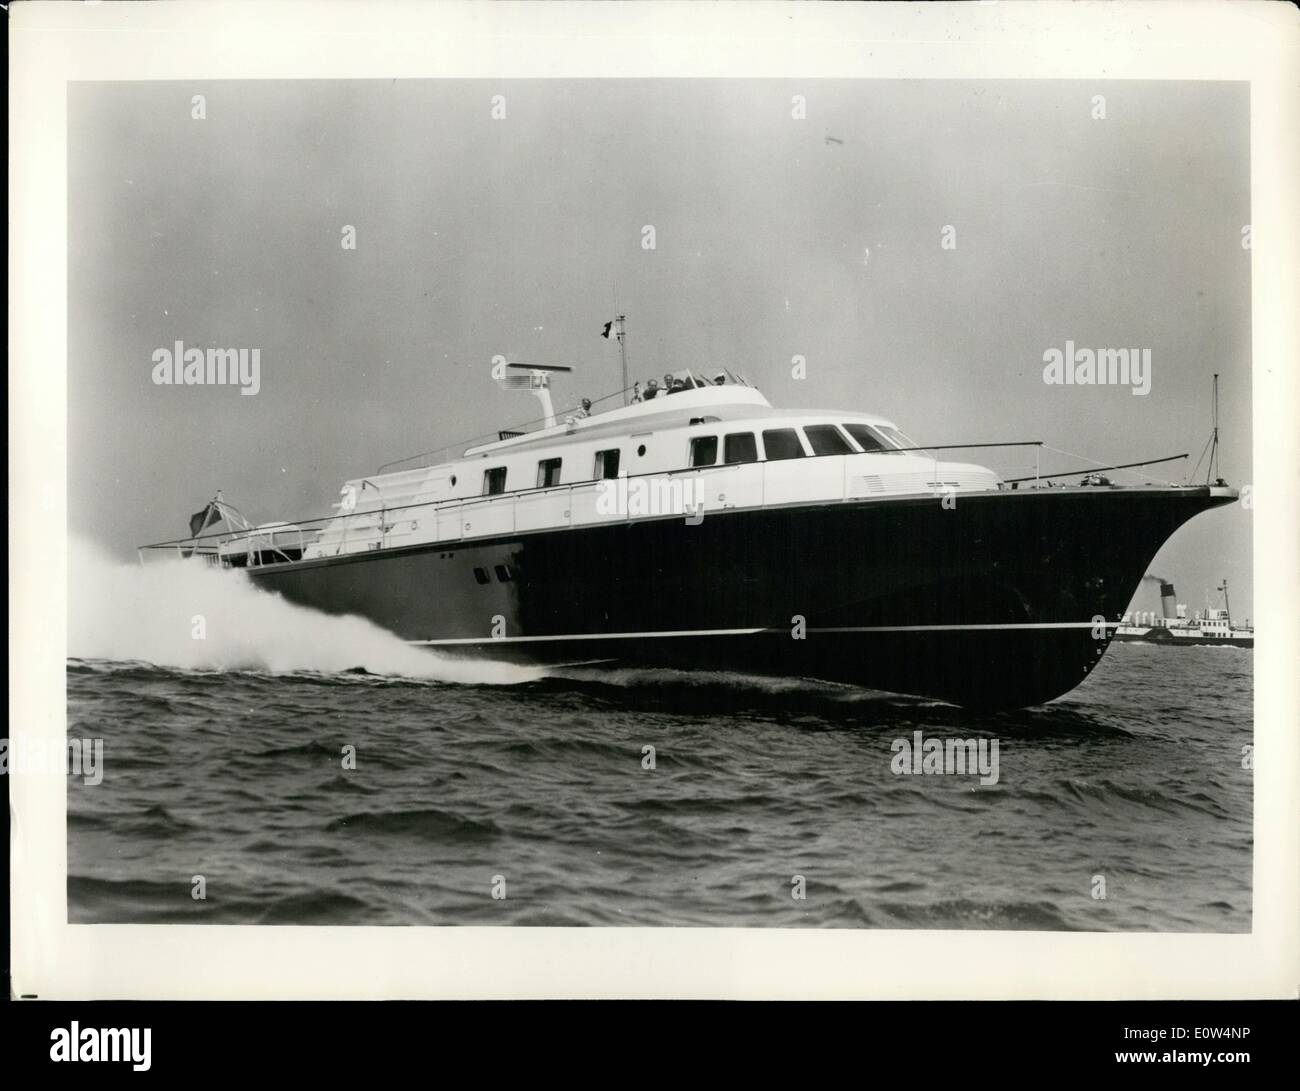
410, 621, 1119, 646
814, 622, 1119, 633
413, 627, 764, 645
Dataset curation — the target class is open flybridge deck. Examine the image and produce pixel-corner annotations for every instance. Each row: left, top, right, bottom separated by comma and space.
150, 377, 1012, 568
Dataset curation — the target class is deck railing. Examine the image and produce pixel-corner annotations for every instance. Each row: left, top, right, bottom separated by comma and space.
138, 442, 1066, 568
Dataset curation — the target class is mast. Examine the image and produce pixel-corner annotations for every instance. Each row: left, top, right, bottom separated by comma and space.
1191, 372, 1225, 486
1209, 372, 1220, 484
1218, 578, 1231, 623
615, 314, 629, 405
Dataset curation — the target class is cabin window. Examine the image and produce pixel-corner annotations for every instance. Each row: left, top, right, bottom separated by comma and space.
483, 467, 508, 495
536, 458, 562, 488
762, 428, 806, 461
594, 449, 621, 480
842, 423, 893, 453
494, 564, 513, 582
723, 433, 758, 464
473, 567, 490, 584
690, 436, 718, 467
803, 425, 854, 457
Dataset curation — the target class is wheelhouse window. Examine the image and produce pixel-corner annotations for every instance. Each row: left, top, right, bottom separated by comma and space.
594, 449, 621, 480
802, 424, 854, 456
876, 425, 931, 457
690, 436, 718, 467
536, 457, 562, 488
483, 466, 508, 495
842, 423, 893, 453
723, 433, 758, 464
761, 428, 805, 461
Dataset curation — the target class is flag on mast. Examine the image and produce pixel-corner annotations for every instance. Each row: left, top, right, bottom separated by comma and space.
601, 320, 614, 339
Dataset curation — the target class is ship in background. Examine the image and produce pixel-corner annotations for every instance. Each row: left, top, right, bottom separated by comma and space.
1115, 578, 1254, 649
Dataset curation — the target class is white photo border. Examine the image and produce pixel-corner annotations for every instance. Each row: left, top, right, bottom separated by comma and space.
9, 0, 1299, 999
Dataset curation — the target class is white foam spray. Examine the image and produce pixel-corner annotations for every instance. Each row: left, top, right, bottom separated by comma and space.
68, 538, 539, 684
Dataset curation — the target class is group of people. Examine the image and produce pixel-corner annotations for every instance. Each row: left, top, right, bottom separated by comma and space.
569, 370, 731, 421
632, 371, 729, 403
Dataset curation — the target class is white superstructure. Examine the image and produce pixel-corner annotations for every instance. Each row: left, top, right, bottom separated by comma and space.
301, 378, 1001, 560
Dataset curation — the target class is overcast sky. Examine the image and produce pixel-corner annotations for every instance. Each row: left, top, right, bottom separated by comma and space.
69, 78, 1252, 617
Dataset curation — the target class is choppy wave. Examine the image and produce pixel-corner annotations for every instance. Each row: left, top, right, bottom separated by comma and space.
63, 571, 1254, 931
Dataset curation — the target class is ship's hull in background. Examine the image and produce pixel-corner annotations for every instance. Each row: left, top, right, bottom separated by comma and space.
247, 485, 1237, 709
1113, 627, 1254, 649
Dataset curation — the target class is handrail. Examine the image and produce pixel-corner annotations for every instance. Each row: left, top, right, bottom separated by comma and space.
1003, 452, 1187, 485
141, 439, 1049, 552
141, 440, 1194, 562
335, 479, 387, 556
218, 524, 307, 568
376, 384, 639, 474
375, 373, 758, 474
888, 442, 1044, 453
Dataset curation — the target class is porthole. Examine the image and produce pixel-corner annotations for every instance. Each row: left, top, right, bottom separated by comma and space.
450, 475, 457, 486
637, 444, 646, 457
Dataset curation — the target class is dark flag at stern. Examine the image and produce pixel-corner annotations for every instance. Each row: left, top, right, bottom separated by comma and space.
189, 500, 222, 539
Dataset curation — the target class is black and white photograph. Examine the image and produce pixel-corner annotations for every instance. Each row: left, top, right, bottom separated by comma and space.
9, 0, 1299, 1008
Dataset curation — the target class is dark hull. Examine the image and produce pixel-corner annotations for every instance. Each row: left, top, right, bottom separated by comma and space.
247, 486, 1235, 708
